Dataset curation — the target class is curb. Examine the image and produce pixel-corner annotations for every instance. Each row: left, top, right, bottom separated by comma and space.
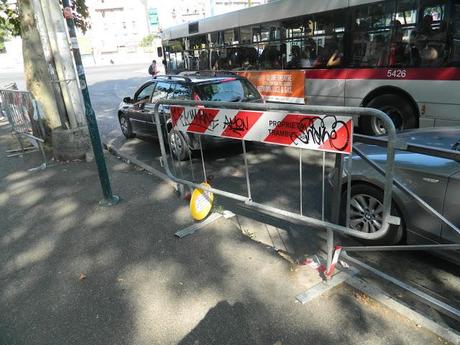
104, 140, 177, 190
347, 276, 460, 344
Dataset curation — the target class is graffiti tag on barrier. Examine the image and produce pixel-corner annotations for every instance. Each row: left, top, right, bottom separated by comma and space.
170, 106, 352, 154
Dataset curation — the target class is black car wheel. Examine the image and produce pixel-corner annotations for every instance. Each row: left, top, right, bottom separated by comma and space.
119, 114, 135, 139
168, 129, 191, 161
360, 94, 417, 135
341, 184, 405, 245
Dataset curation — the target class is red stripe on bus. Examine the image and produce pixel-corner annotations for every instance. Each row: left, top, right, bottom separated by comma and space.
221, 111, 263, 139
304, 67, 460, 81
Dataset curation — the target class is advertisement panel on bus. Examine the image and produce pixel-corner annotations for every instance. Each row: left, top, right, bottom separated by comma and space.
237, 70, 306, 104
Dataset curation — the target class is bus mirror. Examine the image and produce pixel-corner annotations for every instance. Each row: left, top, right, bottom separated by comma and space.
157, 47, 163, 58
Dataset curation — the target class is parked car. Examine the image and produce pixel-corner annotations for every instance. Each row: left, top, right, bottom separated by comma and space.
117, 72, 263, 160
334, 127, 460, 257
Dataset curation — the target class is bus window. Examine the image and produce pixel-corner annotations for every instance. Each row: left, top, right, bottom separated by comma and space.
259, 44, 282, 69
391, 0, 417, 67
240, 26, 252, 44
351, 1, 395, 67
224, 29, 237, 45
449, 3, 460, 66
283, 17, 317, 68
313, 12, 345, 68
210, 31, 224, 47
261, 23, 281, 41
413, 0, 448, 67
198, 50, 210, 70
252, 26, 262, 42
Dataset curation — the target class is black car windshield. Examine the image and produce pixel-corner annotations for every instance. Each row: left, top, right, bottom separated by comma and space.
196, 79, 261, 102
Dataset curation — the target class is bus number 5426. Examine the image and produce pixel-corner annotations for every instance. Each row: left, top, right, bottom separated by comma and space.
387, 69, 407, 78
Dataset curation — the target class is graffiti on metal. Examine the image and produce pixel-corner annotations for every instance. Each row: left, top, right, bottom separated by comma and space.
171, 106, 353, 154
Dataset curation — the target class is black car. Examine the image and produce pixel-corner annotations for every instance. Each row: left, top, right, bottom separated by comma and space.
118, 73, 263, 160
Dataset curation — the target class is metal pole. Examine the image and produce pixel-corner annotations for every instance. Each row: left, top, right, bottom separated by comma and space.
242, 140, 252, 200
343, 251, 460, 321
345, 154, 353, 228
321, 151, 325, 220
328, 153, 344, 277
61, 1, 119, 206
299, 149, 303, 216
198, 136, 207, 182
342, 244, 460, 252
188, 143, 195, 182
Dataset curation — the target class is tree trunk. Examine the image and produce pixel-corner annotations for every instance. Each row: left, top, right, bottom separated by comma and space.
18, 0, 66, 139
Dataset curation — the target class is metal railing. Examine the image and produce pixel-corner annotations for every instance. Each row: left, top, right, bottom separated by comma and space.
150, 98, 460, 321
152, 100, 401, 272
343, 134, 460, 247
0, 88, 48, 170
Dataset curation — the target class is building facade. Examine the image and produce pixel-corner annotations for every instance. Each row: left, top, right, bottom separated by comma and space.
85, 0, 151, 53
81, 0, 270, 55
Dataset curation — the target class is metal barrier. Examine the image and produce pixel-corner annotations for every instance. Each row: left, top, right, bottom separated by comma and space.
152, 99, 460, 320
343, 133, 460, 320
152, 100, 400, 272
0, 88, 48, 170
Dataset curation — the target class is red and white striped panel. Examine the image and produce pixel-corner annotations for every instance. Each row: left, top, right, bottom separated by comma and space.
170, 106, 353, 154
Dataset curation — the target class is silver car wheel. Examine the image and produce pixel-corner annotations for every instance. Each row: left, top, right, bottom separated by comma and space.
349, 193, 384, 233
120, 116, 128, 134
169, 130, 183, 158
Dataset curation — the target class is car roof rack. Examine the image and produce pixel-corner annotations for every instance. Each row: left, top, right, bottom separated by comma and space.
180, 70, 239, 78
153, 75, 192, 83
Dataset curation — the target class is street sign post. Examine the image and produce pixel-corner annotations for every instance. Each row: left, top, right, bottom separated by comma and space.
61, 0, 119, 206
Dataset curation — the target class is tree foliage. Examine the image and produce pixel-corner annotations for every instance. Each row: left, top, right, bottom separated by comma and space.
0, 0, 20, 51
69, 0, 90, 34
140, 34, 155, 48
0, 0, 90, 46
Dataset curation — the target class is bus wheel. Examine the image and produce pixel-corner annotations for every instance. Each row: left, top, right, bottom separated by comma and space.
360, 94, 417, 135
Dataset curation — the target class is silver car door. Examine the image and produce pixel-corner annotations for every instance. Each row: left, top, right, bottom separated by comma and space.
441, 171, 460, 243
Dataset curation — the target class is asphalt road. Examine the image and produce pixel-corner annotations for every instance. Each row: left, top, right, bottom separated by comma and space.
0, 63, 149, 143
86, 64, 460, 331
1, 63, 459, 331
2, 120, 451, 345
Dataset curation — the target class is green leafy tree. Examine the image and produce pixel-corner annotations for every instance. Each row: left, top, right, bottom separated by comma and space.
6, 0, 91, 136
0, 0, 89, 43
0, 0, 20, 52
140, 34, 155, 48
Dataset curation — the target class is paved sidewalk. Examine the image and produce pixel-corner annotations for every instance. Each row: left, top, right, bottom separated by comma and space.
0, 121, 453, 345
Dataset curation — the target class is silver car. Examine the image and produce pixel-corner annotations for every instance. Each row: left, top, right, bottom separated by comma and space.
338, 128, 460, 255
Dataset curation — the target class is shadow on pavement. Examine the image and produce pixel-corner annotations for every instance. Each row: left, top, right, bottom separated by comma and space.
0, 121, 453, 345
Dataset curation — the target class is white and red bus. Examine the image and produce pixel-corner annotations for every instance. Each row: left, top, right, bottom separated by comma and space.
161, 0, 460, 135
